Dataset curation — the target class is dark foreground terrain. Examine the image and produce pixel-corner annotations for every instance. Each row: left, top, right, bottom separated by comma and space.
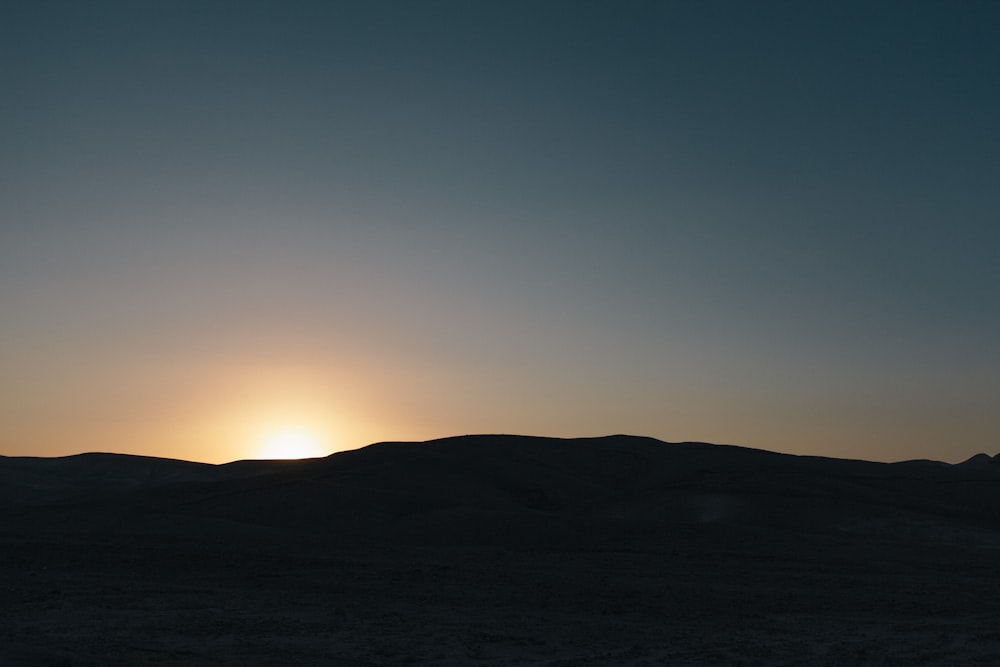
3, 435, 1000, 665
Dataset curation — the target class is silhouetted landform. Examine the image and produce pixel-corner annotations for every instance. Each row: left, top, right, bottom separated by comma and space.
5, 435, 1000, 546
4, 435, 1000, 665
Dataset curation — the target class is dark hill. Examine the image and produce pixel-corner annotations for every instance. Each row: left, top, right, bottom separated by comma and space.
6, 435, 1000, 549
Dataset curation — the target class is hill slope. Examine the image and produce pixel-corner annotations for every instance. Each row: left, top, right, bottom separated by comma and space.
6, 435, 1000, 548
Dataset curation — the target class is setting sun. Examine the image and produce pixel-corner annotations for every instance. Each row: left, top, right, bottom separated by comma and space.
256, 429, 329, 460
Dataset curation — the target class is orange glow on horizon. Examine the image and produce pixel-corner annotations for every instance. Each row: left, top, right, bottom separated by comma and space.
255, 427, 329, 460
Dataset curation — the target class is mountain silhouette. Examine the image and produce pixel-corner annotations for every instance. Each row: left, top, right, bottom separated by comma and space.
6, 434, 1000, 549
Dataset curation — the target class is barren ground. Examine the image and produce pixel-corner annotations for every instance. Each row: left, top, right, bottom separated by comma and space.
3, 521, 1000, 665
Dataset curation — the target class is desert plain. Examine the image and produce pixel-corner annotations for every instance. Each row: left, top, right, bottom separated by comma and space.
3, 435, 1000, 665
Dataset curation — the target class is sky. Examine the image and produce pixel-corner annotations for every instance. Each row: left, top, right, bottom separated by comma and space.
2, 0, 998, 464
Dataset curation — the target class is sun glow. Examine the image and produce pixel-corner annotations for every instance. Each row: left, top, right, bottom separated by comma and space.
256, 428, 329, 460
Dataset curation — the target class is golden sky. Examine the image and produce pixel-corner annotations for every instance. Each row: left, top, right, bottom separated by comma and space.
3, 2, 998, 463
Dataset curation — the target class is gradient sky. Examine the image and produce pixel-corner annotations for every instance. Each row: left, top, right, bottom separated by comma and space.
3, 0, 998, 463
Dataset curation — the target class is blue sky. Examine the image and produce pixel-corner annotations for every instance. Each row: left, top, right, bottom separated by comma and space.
2, 1, 998, 462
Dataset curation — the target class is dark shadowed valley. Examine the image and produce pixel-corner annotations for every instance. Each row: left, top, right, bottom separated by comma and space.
3, 435, 1000, 665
